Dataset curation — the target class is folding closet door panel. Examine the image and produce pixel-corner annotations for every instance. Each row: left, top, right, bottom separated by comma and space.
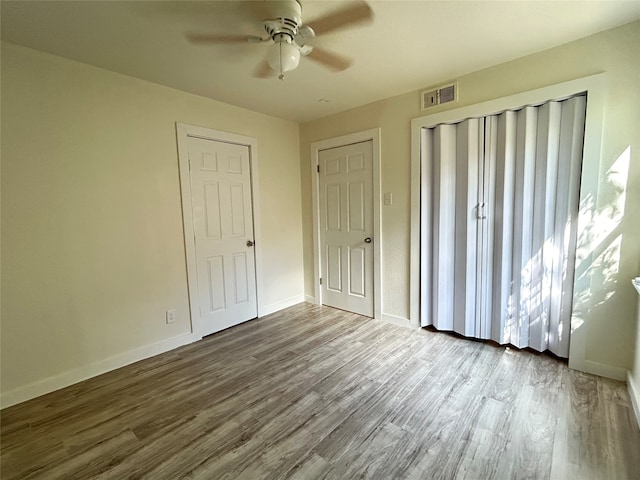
453, 118, 482, 337
491, 111, 517, 345
529, 101, 562, 352
478, 116, 497, 340
425, 120, 484, 336
431, 124, 457, 331
549, 96, 586, 357
420, 129, 433, 327
486, 97, 585, 356
510, 107, 539, 349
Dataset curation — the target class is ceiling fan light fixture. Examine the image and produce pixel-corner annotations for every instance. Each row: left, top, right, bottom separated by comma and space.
267, 35, 300, 80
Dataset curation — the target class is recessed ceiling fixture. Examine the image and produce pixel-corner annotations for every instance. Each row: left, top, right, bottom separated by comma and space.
318, 98, 330, 103
186, 0, 374, 80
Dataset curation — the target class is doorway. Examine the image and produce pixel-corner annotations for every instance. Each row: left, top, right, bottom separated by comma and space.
420, 96, 586, 358
176, 124, 260, 337
410, 74, 609, 377
311, 129, 381, 319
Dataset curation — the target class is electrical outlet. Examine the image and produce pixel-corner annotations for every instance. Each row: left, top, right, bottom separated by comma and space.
384, 192, 393, 205
166, 309, 176, 324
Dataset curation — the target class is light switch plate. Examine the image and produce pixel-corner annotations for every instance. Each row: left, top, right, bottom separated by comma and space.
384, 192, 393, 205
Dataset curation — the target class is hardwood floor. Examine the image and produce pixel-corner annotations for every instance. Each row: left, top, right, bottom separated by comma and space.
2, 303, 639, 479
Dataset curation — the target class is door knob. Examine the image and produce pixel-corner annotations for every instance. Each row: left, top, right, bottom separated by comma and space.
246, 240, 255, 247
364, 237, 372, 243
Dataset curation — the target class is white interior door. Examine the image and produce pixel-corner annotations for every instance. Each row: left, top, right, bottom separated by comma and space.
319, 140, 374, 317
187, 136, 257, 336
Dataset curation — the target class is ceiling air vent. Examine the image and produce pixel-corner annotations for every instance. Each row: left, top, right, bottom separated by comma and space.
420, 81, 458, 110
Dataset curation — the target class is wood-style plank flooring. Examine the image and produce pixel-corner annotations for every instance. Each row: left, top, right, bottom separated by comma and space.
2, 303, 639, 479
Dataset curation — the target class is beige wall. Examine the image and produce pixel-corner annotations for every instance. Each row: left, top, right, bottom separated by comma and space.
1, 43, 303, 398
300, 21, 640, 372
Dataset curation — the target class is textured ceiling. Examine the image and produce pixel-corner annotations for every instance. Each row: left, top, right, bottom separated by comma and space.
2, 1, 639, 122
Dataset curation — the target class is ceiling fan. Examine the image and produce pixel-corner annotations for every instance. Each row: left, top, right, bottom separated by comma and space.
186, 0, 374, 80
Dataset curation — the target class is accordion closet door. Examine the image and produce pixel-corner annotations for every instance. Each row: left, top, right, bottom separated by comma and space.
420, 96, 586, 358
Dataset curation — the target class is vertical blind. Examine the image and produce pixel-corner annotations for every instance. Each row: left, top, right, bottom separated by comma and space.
420, 96, 586, 358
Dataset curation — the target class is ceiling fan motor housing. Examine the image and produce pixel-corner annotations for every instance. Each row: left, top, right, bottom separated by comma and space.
263, 0, 303, 41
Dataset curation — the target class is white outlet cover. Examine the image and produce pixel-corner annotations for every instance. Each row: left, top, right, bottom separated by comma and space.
166, 309, 176, 324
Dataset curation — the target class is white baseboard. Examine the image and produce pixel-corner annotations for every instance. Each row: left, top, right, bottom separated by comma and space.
379, 313, 415, 329
582, 360, 627, 381
304, 294, 317, 304
1, 331, 200, 410
627, 371, 640, 430
259, 294, 305, 317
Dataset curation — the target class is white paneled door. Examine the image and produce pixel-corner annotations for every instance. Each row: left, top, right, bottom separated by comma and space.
187, 136, 257, 336
319, 141, 374, 317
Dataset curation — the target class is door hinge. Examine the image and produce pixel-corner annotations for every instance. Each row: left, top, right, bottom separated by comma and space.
319, 278, 322, 285
316, 164, 320, 173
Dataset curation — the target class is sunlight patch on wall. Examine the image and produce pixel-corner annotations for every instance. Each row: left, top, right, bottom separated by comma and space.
594, 146, 629, 247
572, 146, 630, 332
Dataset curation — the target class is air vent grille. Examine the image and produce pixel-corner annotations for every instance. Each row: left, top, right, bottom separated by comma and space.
420, 81, 458, 110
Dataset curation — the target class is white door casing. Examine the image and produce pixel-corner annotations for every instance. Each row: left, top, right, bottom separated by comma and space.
176, 124, 261, 339
318, 141, 374, 317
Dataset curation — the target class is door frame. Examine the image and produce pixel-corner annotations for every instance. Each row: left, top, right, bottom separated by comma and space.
176, 123, 263, 338
310, 128, 382, 319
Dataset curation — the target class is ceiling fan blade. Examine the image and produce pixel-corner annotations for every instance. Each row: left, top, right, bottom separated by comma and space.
306, 1, 374, 36
186, 33, 253, 44
306, 46, 352, 72
253, 59, 274, 79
